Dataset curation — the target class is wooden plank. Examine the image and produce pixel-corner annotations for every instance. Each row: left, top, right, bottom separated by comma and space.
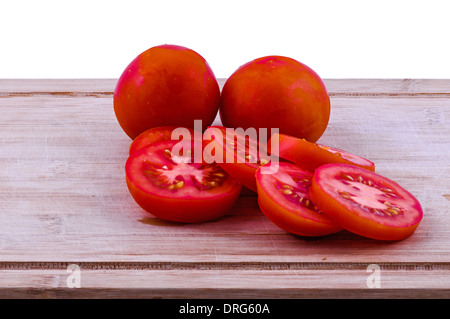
324, 78, 450, 96
0, 79, 116, 95
0, 263, 449, 298
1, 78, 450, 95
0, 79, 449, 298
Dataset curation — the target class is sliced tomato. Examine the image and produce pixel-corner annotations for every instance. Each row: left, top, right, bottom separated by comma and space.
129, 126, 196, 155
125, 139, 242, 223
256, 162, 343, 237
268, 132, 375, 172
310, 163, 423, 240
205, 126, 274, 192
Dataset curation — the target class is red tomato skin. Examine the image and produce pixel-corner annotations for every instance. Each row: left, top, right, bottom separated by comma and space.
126, 176, 241, 224
310, 164, 423, 241
257, 191, 342, 237
269, 133, 375, 172
114, 44, 220, 140
219, 56, 330, 143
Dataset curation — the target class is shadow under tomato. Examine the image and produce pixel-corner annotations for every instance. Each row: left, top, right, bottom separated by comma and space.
289, 229, 401, 244
138, 217, 187, 227
137, 214, 237, 227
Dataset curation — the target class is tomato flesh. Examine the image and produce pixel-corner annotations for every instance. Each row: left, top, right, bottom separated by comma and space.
205, 126, 274, 192
310, 163, 423, 240
126, 139, 242, 223
269, 133, 375, 172
129, 126, 195, 155
256, 162, 343, 237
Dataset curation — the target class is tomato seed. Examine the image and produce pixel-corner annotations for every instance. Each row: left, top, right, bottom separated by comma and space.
341, 173, 354, 181
144, 170, 158, 177
387, 208, 399, 216
175, 181, 184, 189
209, 181, 218, 187
213, 172, 225, 178
164, 149, 172, 158
276, 176, 321, 213
339, 191, 352, 199
167, 180, 185, 190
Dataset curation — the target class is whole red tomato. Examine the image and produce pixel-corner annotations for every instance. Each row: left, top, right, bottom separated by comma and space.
114, 44, 220, 140
219, 56, 330, 143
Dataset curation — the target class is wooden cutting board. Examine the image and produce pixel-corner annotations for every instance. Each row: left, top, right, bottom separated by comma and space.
0, 78, 449, 298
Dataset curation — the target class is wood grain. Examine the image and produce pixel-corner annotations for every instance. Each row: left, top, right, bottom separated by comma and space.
0, 79, 449, 298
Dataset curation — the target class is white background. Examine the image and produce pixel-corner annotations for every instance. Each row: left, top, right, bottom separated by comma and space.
1, 0, 449, 79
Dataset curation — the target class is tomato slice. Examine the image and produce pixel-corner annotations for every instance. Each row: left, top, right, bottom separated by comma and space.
205, 126, 275, 192
256, 162, 343, 237
310, 163, 423, 240
268, 132, 375, 172
125, 139, 242, 223
129, 126, 195, 155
